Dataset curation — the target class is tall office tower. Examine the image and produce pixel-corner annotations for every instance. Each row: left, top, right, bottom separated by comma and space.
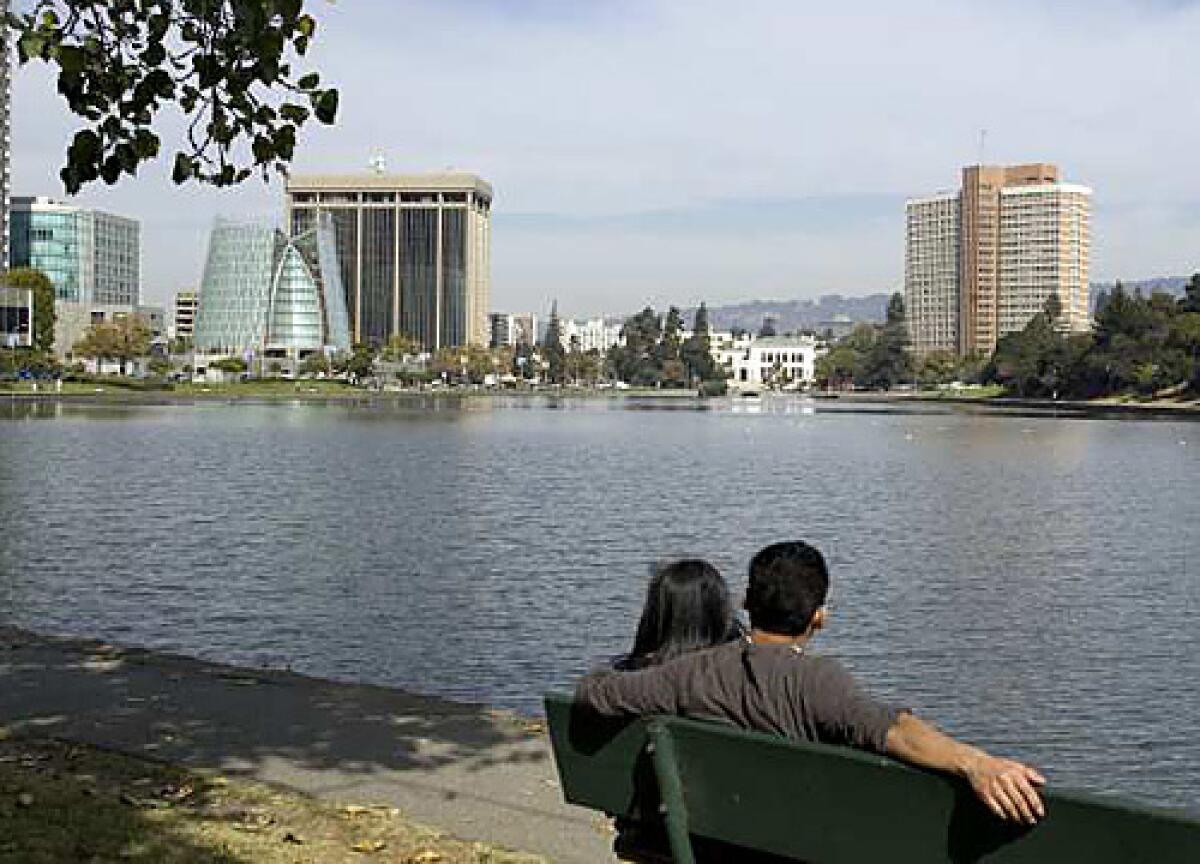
10, 197, 140, 305
904, 193, 960, 357
1, 0, 12, 270
905, 164, 1091, 358
285, 172, 492, 350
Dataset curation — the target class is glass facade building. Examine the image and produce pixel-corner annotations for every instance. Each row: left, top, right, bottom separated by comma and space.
193, 216, 351, 356
9, 197, 139, 305
286, 173, 492, 350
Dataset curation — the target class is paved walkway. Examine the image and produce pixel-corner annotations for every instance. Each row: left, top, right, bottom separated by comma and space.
0, 627, 615, 863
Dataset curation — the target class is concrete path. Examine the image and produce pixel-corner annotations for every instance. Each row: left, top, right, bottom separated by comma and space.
0, 627, 615, 863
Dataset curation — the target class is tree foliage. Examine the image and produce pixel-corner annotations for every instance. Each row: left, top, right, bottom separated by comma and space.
1, 268, 56, 354
13, 0, 339, 193
984, 281, 1200, 398
541, 302, 566, 384
73, 315, 152, 369
681, 302, 717, 382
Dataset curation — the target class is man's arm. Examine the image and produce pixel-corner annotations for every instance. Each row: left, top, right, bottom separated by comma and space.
575, 665, 680, 717
885, 711, 1046, 825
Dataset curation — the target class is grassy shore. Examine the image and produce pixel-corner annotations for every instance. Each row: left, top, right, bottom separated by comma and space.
0, 734, 545, 864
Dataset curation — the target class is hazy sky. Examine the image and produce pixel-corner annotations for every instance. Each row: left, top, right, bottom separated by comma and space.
11, 0, 1200, 315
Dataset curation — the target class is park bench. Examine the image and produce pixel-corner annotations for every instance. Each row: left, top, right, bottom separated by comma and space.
545, 691, 1200, 863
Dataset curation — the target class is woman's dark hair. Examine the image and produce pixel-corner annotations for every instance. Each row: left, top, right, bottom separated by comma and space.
621, 559, 737, 669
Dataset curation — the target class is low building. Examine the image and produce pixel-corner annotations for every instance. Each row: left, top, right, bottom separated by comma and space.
173, 291, 198, 342
0, 286, 32, 348
54, 302, 164, 360
193, 216, 351, 364
710, 330, 755, 379
727, 334, 825, 390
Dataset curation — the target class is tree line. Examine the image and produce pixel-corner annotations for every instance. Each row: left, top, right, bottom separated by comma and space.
985, 276, 1200, 398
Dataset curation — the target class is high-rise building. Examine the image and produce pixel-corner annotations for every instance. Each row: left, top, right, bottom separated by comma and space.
905, 164, 1091, 357
173, 291, 199, 342
285, 172, 492, 350
905, 193, 960, 356
193, 216, 351, 358
10, 197, 140, 305
1, 0, 11, 271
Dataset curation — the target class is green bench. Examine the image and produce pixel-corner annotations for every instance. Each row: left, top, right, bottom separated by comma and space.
545, 692, 1200, 863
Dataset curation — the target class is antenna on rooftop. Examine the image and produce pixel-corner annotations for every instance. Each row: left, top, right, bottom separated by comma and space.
369, 153, 387, 175
978, 128, 988, 166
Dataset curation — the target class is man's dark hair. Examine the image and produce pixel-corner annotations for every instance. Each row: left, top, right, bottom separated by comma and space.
746, 541, 830, 636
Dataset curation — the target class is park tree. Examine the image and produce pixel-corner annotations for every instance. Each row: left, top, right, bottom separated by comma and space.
298, 352, 330, 377
381, 333, 422, 361
608, 306, 662, 385
2, 268, 56, 355
541, 301, 566, 384
13, 0, 339, 193
658, 306, 684, 366
338, 343, 376, 384
681, 302, 717, 382
758, 316, 778, 338
73, 315, 152, 374
861, 292, 911, 389
1181, 273, 1200, 315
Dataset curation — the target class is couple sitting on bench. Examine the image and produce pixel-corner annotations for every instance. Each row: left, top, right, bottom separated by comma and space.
575, 541, 1045, 834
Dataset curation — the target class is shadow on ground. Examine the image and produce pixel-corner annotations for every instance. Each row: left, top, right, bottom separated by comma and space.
0, 627, 603, 863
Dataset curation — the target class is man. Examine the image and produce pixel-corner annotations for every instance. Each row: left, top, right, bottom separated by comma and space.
576, 541, 1045, 825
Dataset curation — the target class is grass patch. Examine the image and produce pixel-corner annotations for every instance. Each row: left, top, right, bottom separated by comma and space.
0, 736, 545, 864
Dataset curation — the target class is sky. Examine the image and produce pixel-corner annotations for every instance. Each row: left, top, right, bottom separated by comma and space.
10, 0, 1200, 315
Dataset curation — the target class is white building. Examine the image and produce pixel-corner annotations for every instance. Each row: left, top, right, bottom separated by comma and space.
709, 330, 754, 378
726, 334, 825, 390
561, 317, 622, 353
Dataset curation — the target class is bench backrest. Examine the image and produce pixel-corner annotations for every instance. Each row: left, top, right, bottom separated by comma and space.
545, 692, 1200, 863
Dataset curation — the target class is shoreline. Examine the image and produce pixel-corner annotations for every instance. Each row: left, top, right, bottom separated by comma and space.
3, 385, 1200, 418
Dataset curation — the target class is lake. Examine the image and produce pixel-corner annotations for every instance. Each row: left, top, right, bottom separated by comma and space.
1, 396, 1197, 810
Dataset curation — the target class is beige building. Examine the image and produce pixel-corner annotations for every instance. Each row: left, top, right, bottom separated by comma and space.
904, 193, 960, 356
173, 290, 198, 342
285, 172, 492, 350
905, 164, 1091, 358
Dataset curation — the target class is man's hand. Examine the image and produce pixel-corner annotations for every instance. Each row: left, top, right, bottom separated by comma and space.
964, 754, 1046, 825
885, 712, 1047, 825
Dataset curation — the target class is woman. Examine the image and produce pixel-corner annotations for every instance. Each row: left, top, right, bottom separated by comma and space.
612, 558, 742, 863
617, 558, 740, 670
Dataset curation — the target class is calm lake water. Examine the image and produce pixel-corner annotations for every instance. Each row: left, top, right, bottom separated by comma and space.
1, 396, 1198, 810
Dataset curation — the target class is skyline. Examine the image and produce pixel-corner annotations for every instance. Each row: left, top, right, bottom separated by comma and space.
10, 0, 1200, 315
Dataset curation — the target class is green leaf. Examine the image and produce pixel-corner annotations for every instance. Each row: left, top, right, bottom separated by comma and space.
171, 153, 193, 184
313, 88, 338, 124
18, 32, 47, 62
297, 72, 319, 90
297, 14, 316, 38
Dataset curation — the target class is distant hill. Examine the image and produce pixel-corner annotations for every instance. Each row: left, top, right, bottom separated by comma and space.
690, 294, 891, 333
687, 278, 1192, 332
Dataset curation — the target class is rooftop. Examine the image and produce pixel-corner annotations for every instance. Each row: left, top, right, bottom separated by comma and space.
286, 172, 493, 198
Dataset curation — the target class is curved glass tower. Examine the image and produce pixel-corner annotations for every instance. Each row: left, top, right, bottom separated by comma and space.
194, 216, 350, 356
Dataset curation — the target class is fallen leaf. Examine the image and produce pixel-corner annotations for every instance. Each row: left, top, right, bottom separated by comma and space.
16, 792, 34, 808
406, 850, 443, 863
351, 839, 387, 854
282, 832, 304, 845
